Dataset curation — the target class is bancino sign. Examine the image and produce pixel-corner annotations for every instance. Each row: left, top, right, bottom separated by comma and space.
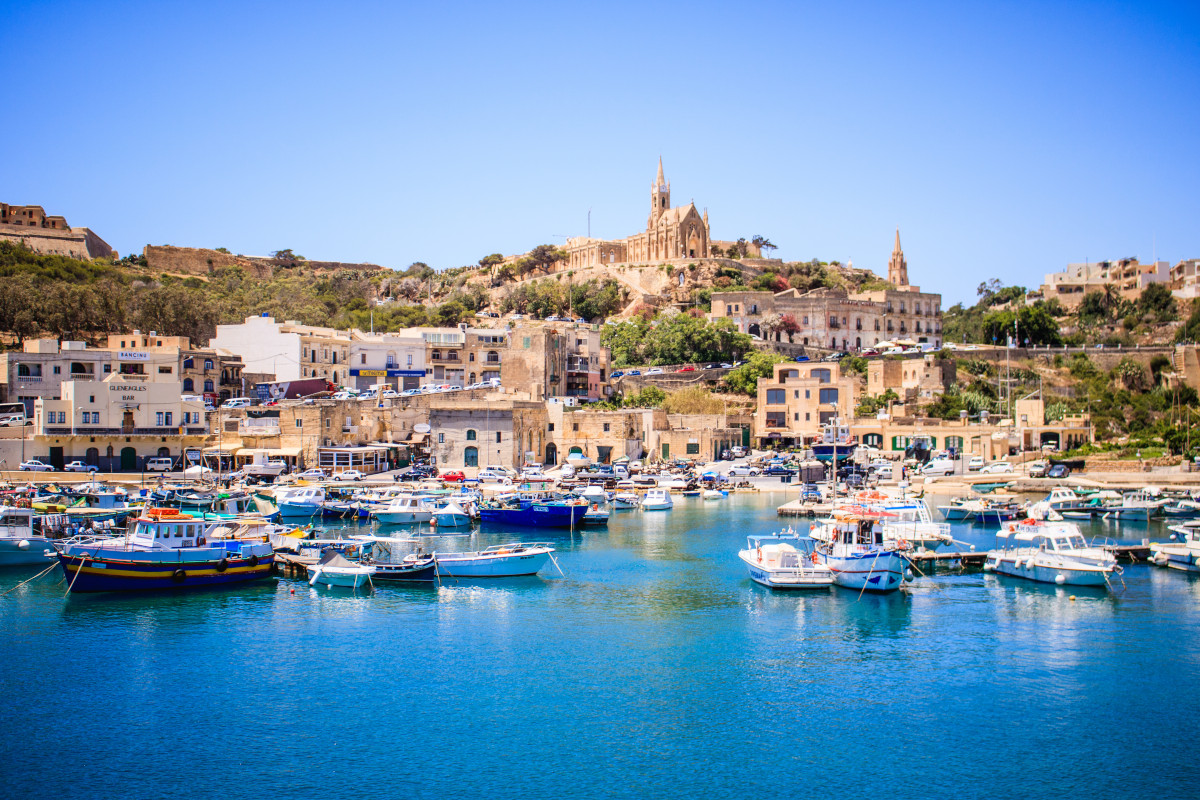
117, 351, 151, 361
350, 369, 426, 378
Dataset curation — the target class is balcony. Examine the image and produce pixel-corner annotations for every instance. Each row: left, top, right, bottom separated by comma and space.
430, 354, 461, 364
828, 321, 840, 330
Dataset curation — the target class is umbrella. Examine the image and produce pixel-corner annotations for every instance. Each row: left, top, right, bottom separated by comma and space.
183, 465, 213, 477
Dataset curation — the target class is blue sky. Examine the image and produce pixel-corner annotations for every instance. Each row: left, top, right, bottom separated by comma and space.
4, 0, 1198, 305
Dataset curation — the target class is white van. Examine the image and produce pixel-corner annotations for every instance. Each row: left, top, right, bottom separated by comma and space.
221, 398, 252, 409
921, 458, 956, 477
146, 457, 175, 472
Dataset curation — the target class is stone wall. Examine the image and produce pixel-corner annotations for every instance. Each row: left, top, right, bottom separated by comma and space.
143, 245, 385, 279
0, 226, 114, 260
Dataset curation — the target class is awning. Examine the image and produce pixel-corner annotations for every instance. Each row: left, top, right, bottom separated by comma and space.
266, 447, 302, 457
407, 432, 429, 442
203, 444, 242, 453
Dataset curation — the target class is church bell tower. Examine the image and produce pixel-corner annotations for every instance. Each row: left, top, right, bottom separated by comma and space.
649, 156, 670, 227
888, 228, 909, 287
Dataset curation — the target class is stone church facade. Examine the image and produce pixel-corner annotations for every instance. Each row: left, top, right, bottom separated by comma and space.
565, 159, 711, 269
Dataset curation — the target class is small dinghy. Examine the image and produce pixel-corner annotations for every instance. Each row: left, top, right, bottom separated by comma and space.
306, 549, 372, 589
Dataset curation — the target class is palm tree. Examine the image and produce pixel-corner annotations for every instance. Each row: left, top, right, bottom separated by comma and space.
751, 235, 777, 257
1102, 283, 1120, 319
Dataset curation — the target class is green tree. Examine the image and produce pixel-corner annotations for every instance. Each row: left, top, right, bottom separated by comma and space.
724, 351, 787, 396
1139, 282, 1176, 321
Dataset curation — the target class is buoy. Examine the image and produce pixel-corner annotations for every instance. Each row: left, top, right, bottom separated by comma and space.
969, 544, 976, 552
1069, 595, 1076, 601
904, 569, 914, 583
290, 587, 295, 594
1055, 573, 1066, 585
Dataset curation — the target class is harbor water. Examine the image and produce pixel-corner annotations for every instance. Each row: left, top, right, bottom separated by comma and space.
3, 492, 1200, 799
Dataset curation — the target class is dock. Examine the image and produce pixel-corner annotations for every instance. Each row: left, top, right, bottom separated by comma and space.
776, 500, 834, 517
273, 552, 317, 578
907, 550, 990, 569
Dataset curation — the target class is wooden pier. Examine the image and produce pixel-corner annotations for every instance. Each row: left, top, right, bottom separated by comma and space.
273, 552, 317, 578
776, 500, 834, 518
907, 550, 990, 569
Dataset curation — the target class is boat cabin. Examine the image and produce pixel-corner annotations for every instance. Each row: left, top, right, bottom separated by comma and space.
996, 524, 1088, 552
132, 513, 206, 548
0, 507, 34, 536
830, 516, 884, 546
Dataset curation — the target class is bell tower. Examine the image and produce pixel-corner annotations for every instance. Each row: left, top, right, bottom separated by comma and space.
648, 156, 670, 228
888, 228, 909, 287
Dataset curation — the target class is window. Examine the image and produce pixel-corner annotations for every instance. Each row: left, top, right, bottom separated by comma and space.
204, 380, 214, 392
495, 432, 502, 443
523, 337, 531, 349
183, 357, 194, 369
805, 390, 810, 399
156, 412, 164, 425
466, 429, 476, 441
811, 368, 831, 383
89, 396, 95, 403
53, 365, 61, 374
103, 364, 112, 373
573, 423, 579, 432
361, 354, 367, 364
325, 419, 331, 428
165, 412, 173, 426
686, 443, 699, 454
183, 378, 194, 392
793, 390, 799, 399
794, 413, 799, 421
603, 423, 610, 432
766, 389, 785, 405
765, 411, 786, 427
296, 419, 303, 428
438, 433, 445, 443
819, 388, 839, 404
159, 366, 172, 374
469, 353, 475, 362
204, 359, 213, 370
548, 423, 554, 432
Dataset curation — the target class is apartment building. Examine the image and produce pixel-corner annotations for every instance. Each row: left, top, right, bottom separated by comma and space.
1040, 258, 1171, 308
1170, 259, 1200, 300
0, 340, 114, 415
867, 355, 956, 403
348, 331, 427, 391
32, 371, 207, 471
105, 331, 244, 403
753, 362, 858, 445
209, 315, 352, 384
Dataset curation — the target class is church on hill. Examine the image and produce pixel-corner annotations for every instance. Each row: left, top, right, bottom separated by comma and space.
565, 159, 719, 269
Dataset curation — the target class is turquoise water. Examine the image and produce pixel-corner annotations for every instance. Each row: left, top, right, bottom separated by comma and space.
3, 493, 1200, 799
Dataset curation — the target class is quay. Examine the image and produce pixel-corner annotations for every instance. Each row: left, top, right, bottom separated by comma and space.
776, 500, 834, 518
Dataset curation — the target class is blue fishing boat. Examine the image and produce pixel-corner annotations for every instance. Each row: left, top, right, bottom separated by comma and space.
57, 508, 273, 593
811, 419, 857, 463
479, 498, 586, 528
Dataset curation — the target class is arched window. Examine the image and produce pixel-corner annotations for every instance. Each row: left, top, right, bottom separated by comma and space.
466, 429, 477, 441
204, 379, 214, 392
183, 378, 194, 392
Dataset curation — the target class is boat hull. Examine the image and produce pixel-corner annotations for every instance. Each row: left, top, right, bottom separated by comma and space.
479, 504, 584, 528
370, 560, 438, 581
374, 509, 434, 525
738, 551, 833, 589
278, 502, 322, 517
306, 565, 370, 588
0, 538, 57, 567
819, 550, 908, 593
58, 551, 274, 592
435, 551, 550, 577
985, 556, 1112, 586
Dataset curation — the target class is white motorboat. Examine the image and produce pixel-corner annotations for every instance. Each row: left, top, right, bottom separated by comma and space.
641, 488, 673, 510
985, 519, 1119, 587
739, 531, 834, 589
612, 493, 641, 509
275, 486, 325, 517
432, 501, 472, 529
0, 507, 56, 566
655, 476, 689, 490
566, 453, 593, 469
813, 493, 953, 552
937, 497, 982, 521
306, 550, 373, 589
702, 489, 725, 501
373, 494, 435, 525
433, 542, 555, 577
577, 485, 609, 504
810, 512, 911, 593
1152, 521, 1200, 572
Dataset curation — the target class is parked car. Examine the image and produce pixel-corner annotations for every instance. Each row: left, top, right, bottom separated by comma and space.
400, 465, 439, 480
145, 457, 175, 472
967, 455, 986, 471
221, 398, 251, 409
979, 462, 1014, 474
441, 471, 466, 483
794, 355, 810, 362
63, 460, 99, 473
611, 371, 625, 378
720, 363, 734, 369
19, 459, 53, 471
477, 466, 517, 484
728, 465, 760, 477
763, 465, 797, 476
677, 366, 696, 372
294, 468, 327, 480
627, 369, 641, 376
646, 368, 664, 375
332, 469, 365, 481
1027, 461, 1050, 478
801, 484, 823, 503
1047, 464, 1071, 479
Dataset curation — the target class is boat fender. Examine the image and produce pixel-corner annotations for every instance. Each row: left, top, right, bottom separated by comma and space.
216, 558, 229, 573
172, 569, 187, 583
757, 547, 762, 563
905, 569, 914, 582
1054, 573, 1066, 585
17, 539, 29, 550
248, 555, 260, 567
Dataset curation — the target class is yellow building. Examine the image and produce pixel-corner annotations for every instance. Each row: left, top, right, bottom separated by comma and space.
753, 362, 858, 446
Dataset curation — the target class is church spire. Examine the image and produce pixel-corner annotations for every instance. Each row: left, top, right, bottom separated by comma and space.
649, 156, 670, 228
656, 156, 665, 189
888, 228, 909, 287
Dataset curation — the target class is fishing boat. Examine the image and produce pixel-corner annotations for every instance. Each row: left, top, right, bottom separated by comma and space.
0, 507, 56, 567
432, 501, 472, 529
432, 542, 556, 577
739, 531, 834, 589
1043, 486, 1096, 514
367, 554, 438, 582
702, 488, 725, 501
811, 418, 858, 464
810, 511, 911, 593
479, 497, 586, 528
374, 494, 435, 525
275, 485, 325, 517
937, 497, 981, 521
612, 492, 640, 509
827, 493, 953, 551
581, 504, 609, 526
1151, 521, 1200, 572
984, 518, 1119, 587
306, 549, 372, 588
972, 499, 1024, 525
56, 508, 274, 593
641, 488, 673, 511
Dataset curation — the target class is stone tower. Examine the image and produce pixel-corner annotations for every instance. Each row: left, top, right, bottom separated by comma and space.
888, 228, 909, 287
649, 157, 670, 227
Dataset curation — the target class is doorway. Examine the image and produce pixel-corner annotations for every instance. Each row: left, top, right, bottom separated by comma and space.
120, 447, 137, 471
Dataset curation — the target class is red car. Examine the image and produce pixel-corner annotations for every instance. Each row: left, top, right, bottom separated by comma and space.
441, 471, 466, 482
677, 366, 696, 372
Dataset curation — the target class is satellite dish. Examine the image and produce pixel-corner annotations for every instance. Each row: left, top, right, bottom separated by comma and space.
414, 423, 431, 434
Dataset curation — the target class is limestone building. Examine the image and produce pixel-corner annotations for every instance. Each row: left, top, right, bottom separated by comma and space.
753, 362, 858, 446
0, 203, 114, 259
